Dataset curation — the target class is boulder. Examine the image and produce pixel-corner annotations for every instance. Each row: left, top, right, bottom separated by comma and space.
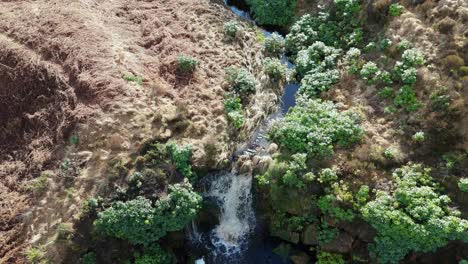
290, 251, 311, 264
322, 232, 354, 253
301, 224, 319, 245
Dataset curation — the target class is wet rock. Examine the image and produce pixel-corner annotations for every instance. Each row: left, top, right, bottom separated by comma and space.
256, 156, 273, 174
239, 159, 253, 174
267, 143, 279, 154
301, 224, 319, 245
322, 232, 354, 253
271, 228, 300, 244
337, 219, 376, 243
290, 251, 311, 264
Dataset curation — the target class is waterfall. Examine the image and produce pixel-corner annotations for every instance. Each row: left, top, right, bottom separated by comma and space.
206, 171, 256, 256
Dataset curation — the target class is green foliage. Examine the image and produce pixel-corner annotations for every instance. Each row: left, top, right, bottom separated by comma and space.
401, 67, 417, 85
388, 3, 404, 17
300, 68, 340, 97
26, 172, 49, 195
361, 163, 468, 264
378, 87, 394, 99
81, 252, 96, 264
264, 33, 285, 56
412, 131, 425, 142
430, 87, 451, 112
224, 20, 238, 38
359, 61, 380, 84
295, 41, 341, 77
94, 183, 201, 245
122, 73, 143, 86
318, 222, 339, 245
379, 38, 392, 51
263, 58, 287, 81
25, 246, 46, 264
443, 152, 466, 172
401, 48, 425, 67
459, 178, 468, 193
165, 142, 194, 182
134, 245, 172, 264
246, 0, 296, 26
268, 98, 363, 158
396, 39, 412, 52
224, 67, 256, 96
383, 147, 397, 160
318, 194, 355, 222
356, 185, 370, 205
317, 251, 345, 264
318, 168, 338, 184
282, 153, 309, 188
224, 94, 245, 129
70, 135, 79, 145
176, 55, 197, 73
343, 47, 362, 74
394, 85, 420, 112
285, 0, 362, 55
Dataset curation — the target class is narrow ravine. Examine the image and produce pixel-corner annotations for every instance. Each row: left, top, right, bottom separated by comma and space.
189, 1, 301, 263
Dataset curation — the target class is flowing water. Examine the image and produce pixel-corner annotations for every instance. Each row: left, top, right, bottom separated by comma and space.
190, 1, 300, 263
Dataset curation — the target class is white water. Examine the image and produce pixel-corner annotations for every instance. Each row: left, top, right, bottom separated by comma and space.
206, 171, 256, 255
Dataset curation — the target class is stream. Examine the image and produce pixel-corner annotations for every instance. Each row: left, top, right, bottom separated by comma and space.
188, 1, 300, 263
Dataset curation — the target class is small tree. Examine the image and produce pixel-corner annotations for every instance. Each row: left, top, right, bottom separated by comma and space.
177, 55, 197, 73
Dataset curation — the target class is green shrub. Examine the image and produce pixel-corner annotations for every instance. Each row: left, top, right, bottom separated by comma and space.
225, 67, 256, 96
268, 98, 363, 158
264, 33, 285, 56
176, 55, 197, 73
343, 47, 362, 74
430, 87, 451, 112
360, 61, 380, 84
317, 251, 345, 264
26, 172, 49, 195
300, 68, 340, 97
224, 20, 238, 38
122, 73, 143, 86
81, 252, 96, 264
459, 178, 468, 193
376, 70, 393, 85
166, 142, 194, 181
394, 85, 420, 112
25, 246, 45, 264
318, 194, 355, 222
246, 0, 296, 26
355, 185, 370, 205
263, 58, 287, 81
224, 94, 245, 129
388, 3, 404, 17
383, 147, 397, 160
134, 245, 172, 264
285, 0, 362, 54
94, 183, 201, 245
318, 168, 338, 184
401, 67, 417, 85
379, 38, 392, 51
396, 39, 412, 52
281, 153, 309, 188
401, 48, 425, 67
318, 222, 339, 245
412, 131, 425, 142
295, 41, 341, 77
361, 163, 468, 264
378, 87, 394, 99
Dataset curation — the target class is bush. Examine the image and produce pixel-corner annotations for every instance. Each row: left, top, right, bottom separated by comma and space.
343, 47, 362, 74
412, 131, 425, 142
246, 0, 296, 26
361, 163, 468, 264
263, 58, 287, 81
94, 183, 201, 245
122, 73, 143, 86
224, 94, 245, 129
430, 87, 451, 112
264, 33, 285, 56
379, 38, 392, 50
401, 48, 425, 67
225, 67, 256, 96
317, 251, 345, 264
224, 20, 238, 38
135, 245, 172, 264
295, 41, 341, 77
360, 61, 380, 84
459, 178, 468, 193
378, 87, 394, 99
356, 185, 370, 205
25, 247, 45, 264
268, 97, 363, 158
176, 55, 197, 73
318, 194, 355, 222
299, 68, 340, 97
396, 39, 412, 52
26, 172, 49, 195
166, 142, 194, 182
383, 147, 397, 160
318, 168, 338, 184
400, 67, 417, 85
394, 85, 419, 112
388, 3, 404, 17
81, 252, 96, 264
